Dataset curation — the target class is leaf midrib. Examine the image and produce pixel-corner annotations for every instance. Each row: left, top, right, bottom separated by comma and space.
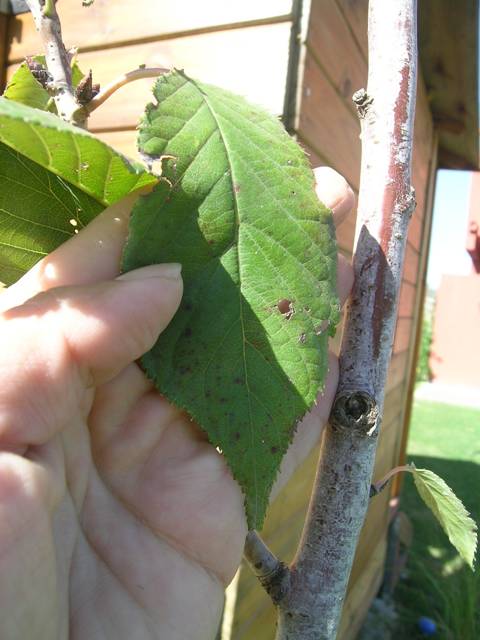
195, 84, 260, 523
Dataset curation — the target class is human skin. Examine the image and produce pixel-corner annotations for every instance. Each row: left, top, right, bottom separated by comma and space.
0, 167, 354, 640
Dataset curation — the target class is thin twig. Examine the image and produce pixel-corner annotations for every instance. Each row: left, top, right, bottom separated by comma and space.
273, 2, 418, 638
84, 67, 170, 114
25, 0, 81, 124
243, 531, 290, 604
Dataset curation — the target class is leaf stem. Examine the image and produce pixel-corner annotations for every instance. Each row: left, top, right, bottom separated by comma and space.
244, 531, 290, 604
370, 463, 414, 496
84, 67, 170, 114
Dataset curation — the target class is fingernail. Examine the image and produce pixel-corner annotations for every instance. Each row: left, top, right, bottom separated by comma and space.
117, 263, 182, 282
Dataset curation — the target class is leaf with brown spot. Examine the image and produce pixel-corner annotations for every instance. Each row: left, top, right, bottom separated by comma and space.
123, 70, 339, 529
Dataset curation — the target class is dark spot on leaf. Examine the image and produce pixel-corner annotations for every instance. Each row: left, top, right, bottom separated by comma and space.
179, 366, 192, 375
298, 333, 306, 343
271, 446, 278, 454
219, 397, 226, 404
234, 377, 243, 385
234, 432, 241, 441
254, 562, 262, 569
277, 298, 294, 319
183, 327, 192, 337
184, 302, 192, 311
208, 239, 214, 245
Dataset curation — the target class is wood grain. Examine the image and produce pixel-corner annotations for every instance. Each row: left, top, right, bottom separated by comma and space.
7, 23, 291, 132
296, 52, 362, 191
7, 0, 293, 61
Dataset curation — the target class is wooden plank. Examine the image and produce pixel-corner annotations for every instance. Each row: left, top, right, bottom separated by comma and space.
306, 0, 367, 106
7, 23, 291, 132
296, 51, 361, 191
419, 0, 478, 169
407, 212, 423, 251
334, 0, 369, 61
383, 384, 404, 429
402, 243, 420, 285
338, 536, 387, 640
386, 350, 409, 391
398, 280, 416, 319
392, 135, 439, 497
7, 0, 293, 61
393, 317, 413, 354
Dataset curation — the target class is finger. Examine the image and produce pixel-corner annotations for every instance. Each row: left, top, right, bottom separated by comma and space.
314, 167, 356, 227
0, 264, 182, 446
0, 192, 141, 313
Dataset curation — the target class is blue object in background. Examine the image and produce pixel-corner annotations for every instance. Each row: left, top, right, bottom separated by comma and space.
418, 616, 437, 635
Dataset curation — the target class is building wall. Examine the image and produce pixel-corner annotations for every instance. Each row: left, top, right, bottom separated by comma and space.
430, 172, 480, 387
431, 274, 480, 386
1, 1, 437, 638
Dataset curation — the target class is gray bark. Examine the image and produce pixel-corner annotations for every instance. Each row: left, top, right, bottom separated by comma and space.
275, 1, 418, 638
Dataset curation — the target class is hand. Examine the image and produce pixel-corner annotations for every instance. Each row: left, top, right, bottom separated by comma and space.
0, 168, 354, 640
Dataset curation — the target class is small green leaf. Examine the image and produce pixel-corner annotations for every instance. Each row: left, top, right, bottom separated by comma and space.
3, 55, 85, 113
0, 97, 156, 206
123, 70, 339, 529
412, 466, 478, 569
3, 63, 51, 111
0, 142, 103, 286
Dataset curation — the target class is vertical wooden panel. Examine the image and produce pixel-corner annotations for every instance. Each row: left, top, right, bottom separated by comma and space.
0, 13, 8, 92
392, 134, 439, 498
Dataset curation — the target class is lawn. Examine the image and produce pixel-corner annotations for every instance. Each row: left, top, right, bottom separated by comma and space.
393, 399, 480, 639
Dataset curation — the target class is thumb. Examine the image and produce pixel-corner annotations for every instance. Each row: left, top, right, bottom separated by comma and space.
0, 264, 182, 446
57, 263, 183, 384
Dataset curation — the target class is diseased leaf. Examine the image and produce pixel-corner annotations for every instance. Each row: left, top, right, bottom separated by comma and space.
0, 142, 102, 286
412, 466, 478, 569
122, 70, 339, 529
4, 55, 85, 113
0, 97, 156, 206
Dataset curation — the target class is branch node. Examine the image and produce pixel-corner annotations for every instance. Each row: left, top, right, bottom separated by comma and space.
352, 88, 374, 118
244, 531, 290, 605
330, 391, 378, 436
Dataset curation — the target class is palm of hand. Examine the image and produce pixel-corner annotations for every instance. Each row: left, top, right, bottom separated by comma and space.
0, 168, 353, 640
7, 361, 246, 640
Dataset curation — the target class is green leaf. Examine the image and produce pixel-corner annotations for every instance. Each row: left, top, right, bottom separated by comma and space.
0, 97, 156, 206
412, 466, 478, 569
122, 70, 339, 529
0, 142, 103, 286
3, 56, 85, 113
3, 63, 51, 111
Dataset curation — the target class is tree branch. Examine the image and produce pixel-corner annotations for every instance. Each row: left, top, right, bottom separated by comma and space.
84, 67, 169, 114
25, 0, 81, 124
274, 2, 418, 638
243, 531, 290, 604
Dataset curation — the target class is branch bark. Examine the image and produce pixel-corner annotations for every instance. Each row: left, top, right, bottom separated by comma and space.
25, 0, 81, 124
273, 2, 418, 638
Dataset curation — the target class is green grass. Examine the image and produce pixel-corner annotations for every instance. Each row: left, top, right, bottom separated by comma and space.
394, 400, 480, 639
